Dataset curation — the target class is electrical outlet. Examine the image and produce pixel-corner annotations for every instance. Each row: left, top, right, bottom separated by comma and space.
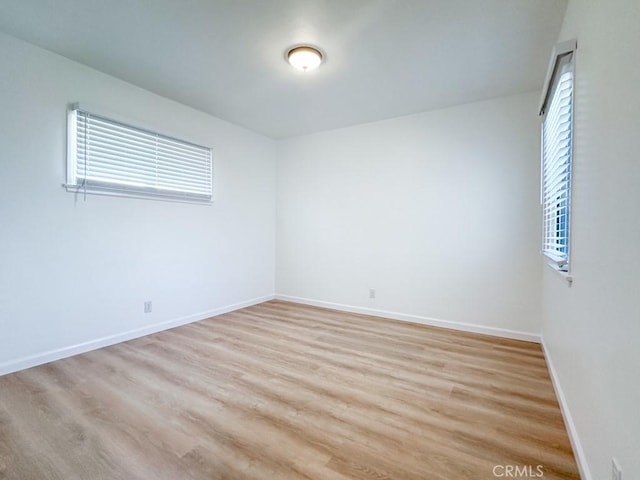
369, 288, 376, 299
144, 301, 152, 313
612, 458, 622, 480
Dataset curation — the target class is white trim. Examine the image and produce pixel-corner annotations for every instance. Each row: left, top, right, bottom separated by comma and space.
539, 38, 577, 115
0, 294, 275, 377
62, 184, 214, 205
275, 294, 541, 343
541, 339, 592, 480
66, 107, 78, 186
544, 258, 574, 286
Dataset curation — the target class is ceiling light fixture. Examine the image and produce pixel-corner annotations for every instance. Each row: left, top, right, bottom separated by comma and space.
287, 46, 323, 72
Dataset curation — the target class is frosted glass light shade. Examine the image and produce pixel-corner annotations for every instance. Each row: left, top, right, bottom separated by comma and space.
287, 46, 323, 71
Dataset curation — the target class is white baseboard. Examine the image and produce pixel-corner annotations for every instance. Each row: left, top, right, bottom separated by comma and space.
541, 339, 592, 480
0, 294, 275, 377
274, 294, 541, 343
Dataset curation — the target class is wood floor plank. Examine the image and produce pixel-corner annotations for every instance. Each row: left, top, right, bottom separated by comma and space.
0, 300, 580, 479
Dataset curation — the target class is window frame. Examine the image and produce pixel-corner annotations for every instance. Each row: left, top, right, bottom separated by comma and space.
539, 39, 577, 272
65, 104, 213, 204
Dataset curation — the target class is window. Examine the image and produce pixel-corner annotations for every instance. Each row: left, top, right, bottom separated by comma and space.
66, 105, 212, 203
539, 40, 576, 270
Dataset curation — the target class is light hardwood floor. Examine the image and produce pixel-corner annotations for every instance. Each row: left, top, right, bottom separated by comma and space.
0, 301, 579, 479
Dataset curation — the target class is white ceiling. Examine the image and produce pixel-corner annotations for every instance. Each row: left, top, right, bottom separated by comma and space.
0, 0, 567, 139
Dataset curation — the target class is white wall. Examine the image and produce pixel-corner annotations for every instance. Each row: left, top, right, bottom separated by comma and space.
4, 7, 636, 476
277, 92, 542, 337
541, 0, 640, 478
0, 32, 277, 374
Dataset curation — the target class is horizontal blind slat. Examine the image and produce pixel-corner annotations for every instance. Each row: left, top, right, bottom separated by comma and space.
541, 68, 573, 263
81, 149, 211, 182
71, 109, 212, 203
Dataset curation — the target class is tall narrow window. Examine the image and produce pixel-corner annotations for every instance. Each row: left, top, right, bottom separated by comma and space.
539, 40, 576, 270
66, 105, 212, 203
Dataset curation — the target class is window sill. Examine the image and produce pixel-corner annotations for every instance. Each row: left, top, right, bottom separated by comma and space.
63, 183, 212, 205
545, 260, 573, 286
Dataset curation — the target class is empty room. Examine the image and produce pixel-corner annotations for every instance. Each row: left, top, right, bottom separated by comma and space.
0, 1, 638, 479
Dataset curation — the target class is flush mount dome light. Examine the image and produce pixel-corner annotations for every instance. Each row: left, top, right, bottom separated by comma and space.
287, 45, 323, 72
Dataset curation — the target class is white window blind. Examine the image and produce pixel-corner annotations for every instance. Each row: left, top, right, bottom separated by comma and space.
540, 43, 575, 268
67, 107, 212, 203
